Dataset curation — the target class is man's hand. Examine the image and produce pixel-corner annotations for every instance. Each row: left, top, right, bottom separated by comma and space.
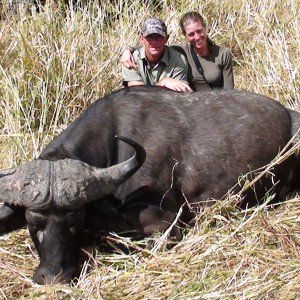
121, 49, 137, 69
157, 78, 193, 92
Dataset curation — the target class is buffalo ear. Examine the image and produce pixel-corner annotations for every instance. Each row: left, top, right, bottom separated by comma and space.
0, 203, 26, 235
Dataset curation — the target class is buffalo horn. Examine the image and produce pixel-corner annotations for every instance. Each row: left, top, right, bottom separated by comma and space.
0, 136, 146, 209
54, 136, 146, 209
0, 160, 52, 208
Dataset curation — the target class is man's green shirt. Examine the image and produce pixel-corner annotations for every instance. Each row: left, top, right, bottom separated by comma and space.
122, 46, 189, 86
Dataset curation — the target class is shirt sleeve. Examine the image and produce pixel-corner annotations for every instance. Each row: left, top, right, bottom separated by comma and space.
222, 49, 234, 89
122, 65, 143, 84
168, 52, 189, 82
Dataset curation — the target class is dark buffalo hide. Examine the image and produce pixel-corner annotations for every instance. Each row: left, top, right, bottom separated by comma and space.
0, 86, 300, 284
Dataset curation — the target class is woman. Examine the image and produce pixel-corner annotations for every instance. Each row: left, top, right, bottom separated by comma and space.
121, 12, 234, 91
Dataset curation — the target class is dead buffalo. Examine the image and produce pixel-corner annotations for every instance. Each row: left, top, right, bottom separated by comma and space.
0, 86, 300, 284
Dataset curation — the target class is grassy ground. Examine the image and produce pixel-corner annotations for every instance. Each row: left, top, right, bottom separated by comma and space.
0, 0, 300, 299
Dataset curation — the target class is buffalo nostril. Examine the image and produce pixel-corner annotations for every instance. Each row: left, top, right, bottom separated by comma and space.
33, 265, 78, 284
40, 275, 47, 285
33, 266, 59, 285
33, 273, 50, 285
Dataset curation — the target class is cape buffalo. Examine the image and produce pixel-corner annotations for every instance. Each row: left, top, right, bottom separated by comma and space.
0, 86, 300, 284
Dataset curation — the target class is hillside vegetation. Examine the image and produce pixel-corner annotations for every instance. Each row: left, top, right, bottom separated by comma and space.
0, 0, 300, 299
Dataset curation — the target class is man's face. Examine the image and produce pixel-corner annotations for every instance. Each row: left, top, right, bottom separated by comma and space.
140, 33, 168, 61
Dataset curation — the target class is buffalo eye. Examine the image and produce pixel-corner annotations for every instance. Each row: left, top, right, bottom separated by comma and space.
65, 208, 86, 228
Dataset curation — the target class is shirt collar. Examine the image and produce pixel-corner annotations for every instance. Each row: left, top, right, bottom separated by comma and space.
139, 46, 170, 67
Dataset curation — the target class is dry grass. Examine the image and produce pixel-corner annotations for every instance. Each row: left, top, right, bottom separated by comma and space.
1, 0, 300, 299
2, 195, 300, 299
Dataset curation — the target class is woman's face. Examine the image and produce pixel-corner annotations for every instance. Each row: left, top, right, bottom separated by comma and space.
183, 20, 207, 49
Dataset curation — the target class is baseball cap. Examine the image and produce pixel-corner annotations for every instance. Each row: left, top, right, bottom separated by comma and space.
141, 17, 168, 37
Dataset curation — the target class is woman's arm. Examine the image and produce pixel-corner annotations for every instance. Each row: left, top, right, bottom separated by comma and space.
222, 49, 234, 89
120, 47, 141, 69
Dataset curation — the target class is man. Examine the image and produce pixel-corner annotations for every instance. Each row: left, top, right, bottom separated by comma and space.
122, 17, 192, 92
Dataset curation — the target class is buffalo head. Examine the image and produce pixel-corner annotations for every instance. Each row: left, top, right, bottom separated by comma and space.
0, 136, 146, 284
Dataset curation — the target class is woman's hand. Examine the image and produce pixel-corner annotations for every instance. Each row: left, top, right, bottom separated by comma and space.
120, 49, 137, 69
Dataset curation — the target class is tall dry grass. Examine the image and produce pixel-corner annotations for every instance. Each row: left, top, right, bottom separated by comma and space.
0, 0, 300, 299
